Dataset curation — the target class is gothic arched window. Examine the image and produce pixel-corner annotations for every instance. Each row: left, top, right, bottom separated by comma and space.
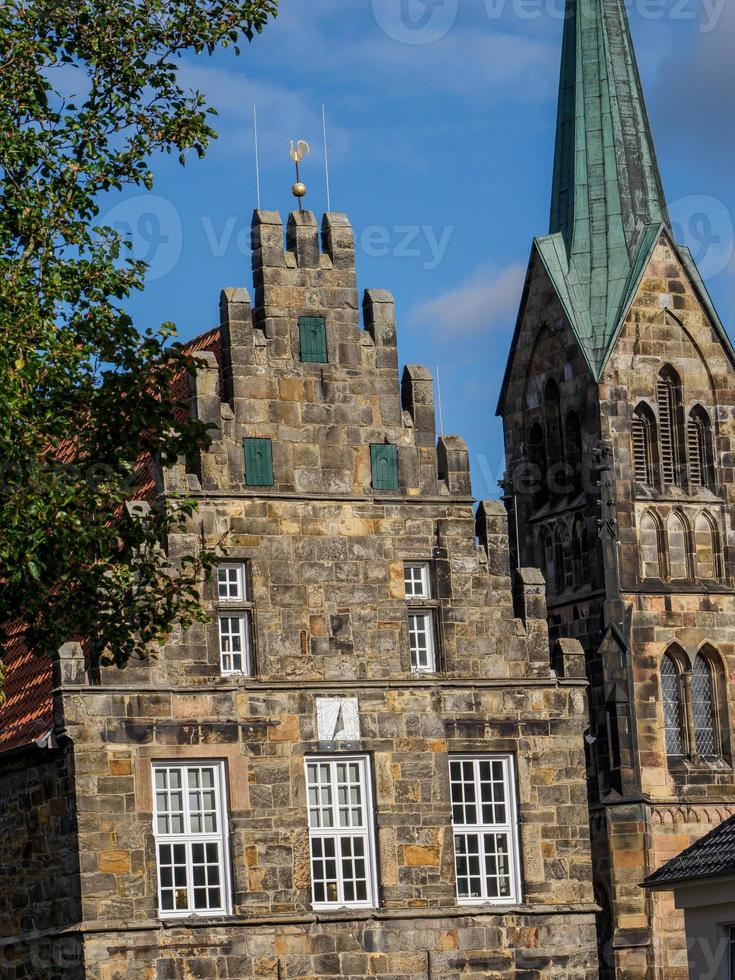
639, 511, 664, 580
554, 524, 571, 595
667, 512, 690, 581
544, 380, 562, 466
694, 512, 721, 582
661, 653, 685, 759
688, 405, 714, 490
528, 421, 548, 510
572, 516, 587, 587
631, 402, 656, 486
657, 366, 685, 486
692, 654, 718, 759
564, 411, 583, 494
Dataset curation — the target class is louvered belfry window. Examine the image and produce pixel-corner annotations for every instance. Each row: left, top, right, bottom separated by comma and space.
657, 371, 681, 486
688, 407, 713, 490
632, 407, 654, 485
688, 417, 703, 487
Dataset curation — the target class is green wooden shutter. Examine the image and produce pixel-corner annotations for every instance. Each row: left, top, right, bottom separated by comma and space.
299, 316, 328, 363
370, 444, 399, 491
243, 438, 273, 487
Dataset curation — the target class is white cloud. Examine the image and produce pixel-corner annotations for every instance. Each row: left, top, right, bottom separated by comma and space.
408, 261, 526, 339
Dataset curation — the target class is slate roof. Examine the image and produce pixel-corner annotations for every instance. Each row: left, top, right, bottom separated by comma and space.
643, 814, 735, 889
0, 326, 222, 755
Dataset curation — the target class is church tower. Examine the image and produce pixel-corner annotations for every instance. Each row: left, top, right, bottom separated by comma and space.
499, 1, 735, 976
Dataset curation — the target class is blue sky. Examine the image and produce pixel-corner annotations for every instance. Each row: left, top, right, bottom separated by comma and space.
114, 0, 735, 499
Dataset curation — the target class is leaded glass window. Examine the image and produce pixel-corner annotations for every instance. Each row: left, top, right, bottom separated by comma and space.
692, 655, 717, 759
661, 655, 684, 759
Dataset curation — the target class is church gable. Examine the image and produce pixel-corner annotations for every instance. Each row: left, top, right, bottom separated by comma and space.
604, 231, 735, 392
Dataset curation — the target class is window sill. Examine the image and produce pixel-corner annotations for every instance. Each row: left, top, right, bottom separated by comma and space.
158, 909, 231, 921
311, 902, 377, 913
667, 756, 732, 773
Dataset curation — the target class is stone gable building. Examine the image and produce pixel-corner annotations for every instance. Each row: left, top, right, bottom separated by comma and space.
498, 0, 735, 977
0, 208, 598, 978
2, 1, 733, 978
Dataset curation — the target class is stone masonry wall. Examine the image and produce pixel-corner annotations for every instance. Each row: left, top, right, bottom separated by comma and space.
51, 210, 600, 978
0, 745, 84, 979
500, 229, 735, 979
600, 233, 735, 980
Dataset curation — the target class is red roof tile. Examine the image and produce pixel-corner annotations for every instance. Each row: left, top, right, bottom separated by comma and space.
0, 327, 222, 754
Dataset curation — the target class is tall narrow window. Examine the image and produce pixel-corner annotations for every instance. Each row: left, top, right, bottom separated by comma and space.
688, 406, 714, 490
544, 380, 562, 467
639, 512, 664, 580
632, 403, 656, 486
657, 367, 684, 486
449, 756, 521, 904
667, 512, 690, 581
152, 762, 230, 917
528, 421, 548, 510
305, 756, 378, 909
564, 411, 583, 493
404, 562, 437, 672
661, 655, 684, 759
218, 615, 251, 675
572, 516, 588, 587
692, 655, 717, 759
217, 562, 254, 676
695, 513, 720, 581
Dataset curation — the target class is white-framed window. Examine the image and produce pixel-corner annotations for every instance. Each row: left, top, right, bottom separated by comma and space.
152, 762, 231, 917
218, 614, 251, 675
404, 562, 431, 599
408, 611, 436, 673
449, 755, 522, 905
404, 561, 437, 672
305, 755, 378, 910
218, 563, 247, 602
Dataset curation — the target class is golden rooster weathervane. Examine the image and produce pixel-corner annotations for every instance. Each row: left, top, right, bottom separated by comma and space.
290, 139, 310, 210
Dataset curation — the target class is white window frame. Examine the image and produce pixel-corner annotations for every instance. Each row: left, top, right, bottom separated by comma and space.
304, 755, 378, 910
404, 562, 431, 599
152, 761, 232, 918
217, 562, 247, 602
218, 613, 252, 676
449, 754, 522, 905
408, 609, 437, 673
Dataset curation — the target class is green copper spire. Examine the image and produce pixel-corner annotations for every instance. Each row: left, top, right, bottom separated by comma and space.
547, 0, 671, 367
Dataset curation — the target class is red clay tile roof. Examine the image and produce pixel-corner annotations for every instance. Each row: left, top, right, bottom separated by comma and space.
0, 327, 222, 754
0, 621, 55, 753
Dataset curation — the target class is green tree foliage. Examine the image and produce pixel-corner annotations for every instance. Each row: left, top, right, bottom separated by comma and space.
0, 0, 277, 671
